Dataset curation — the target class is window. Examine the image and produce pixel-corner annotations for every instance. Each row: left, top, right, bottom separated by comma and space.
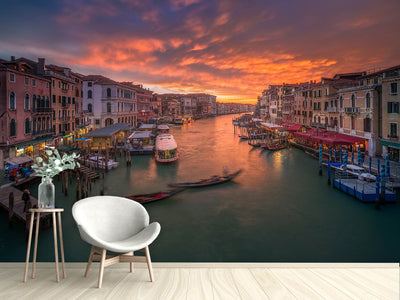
340, 96, 343, 108
46, 82, 50, 89
10, 119, 16, 137
88, 82, 92, 87
88, 103, 93, 112
9, 73, 15, 82
107, 102, 111, 113
390, 123, 398, 137
25, 118, 31, 134
52, 80, 55, 87
325, 88, 328, 96
351, 116, 355, 130
25, 94, 30, 110
366, 93, 371, 108
95, 119, 100, 125
88, 90, 92, 99
59, 81, 61, 88
53, 95, 56, 103
9, 92, 16, 109
351, 94, 356, 108
318, 90, 322, 97
364, 118, 371, 133
390, 83, 398, 94
32, 79, 36, 87
46, 97, 50, 107
25, 77, 29, 85
107, 88, 111, 98
388, 102, 400, 113
325, 117, 328, 125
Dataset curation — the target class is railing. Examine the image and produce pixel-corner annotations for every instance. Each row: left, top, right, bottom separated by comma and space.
327, 107, 338, 113
310, 122, 327, 128
61, 102, 70, 108
344, 107, 360, 113
32, 129, 55, 136
32, 107, 52, 114
387, 135, 399, 141
59, 116, 71, 122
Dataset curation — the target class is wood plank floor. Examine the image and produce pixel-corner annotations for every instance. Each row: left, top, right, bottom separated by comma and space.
0, 263, 398, 299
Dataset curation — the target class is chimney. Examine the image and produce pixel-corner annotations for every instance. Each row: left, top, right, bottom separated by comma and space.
37, 58, 45, 75
11, 56, 15, 61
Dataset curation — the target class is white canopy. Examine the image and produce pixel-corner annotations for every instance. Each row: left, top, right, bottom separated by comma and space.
155, 134, 177, 151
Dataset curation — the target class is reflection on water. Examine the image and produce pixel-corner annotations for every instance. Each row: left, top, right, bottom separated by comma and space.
1, 114, 400, 262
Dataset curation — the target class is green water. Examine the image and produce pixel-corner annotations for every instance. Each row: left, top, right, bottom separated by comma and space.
1, 114, 400, 262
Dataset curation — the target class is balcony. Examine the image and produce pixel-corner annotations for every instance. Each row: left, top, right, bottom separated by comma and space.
61, 102, 70, 108
59, 116, 71, 122
327, 107, 338, 113
310, 122, 327, 128
32, 129, 55, 137
32, 107, 52, 114
344, 107, 360, 114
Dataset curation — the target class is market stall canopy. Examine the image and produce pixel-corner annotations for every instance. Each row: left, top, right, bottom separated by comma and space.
260, 122, 284, 131
5, 155, 33, 165
84, 123, 132, 138
157, 125, 169, 130
139, 124, 156, 130
128, 131, 152, 139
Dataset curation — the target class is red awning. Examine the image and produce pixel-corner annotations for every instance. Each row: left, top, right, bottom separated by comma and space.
286, 124, 303, 132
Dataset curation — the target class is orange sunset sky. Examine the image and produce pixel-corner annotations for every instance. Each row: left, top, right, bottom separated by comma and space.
1, 0, 399, 104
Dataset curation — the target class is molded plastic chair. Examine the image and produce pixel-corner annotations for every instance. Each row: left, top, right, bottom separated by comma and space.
72, 196, 161, 288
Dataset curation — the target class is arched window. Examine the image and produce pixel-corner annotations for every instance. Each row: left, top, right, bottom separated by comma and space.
339, 96, 343, 108
318, 116, 321, 123
107, 88, 111, 98
53, 110, 56, 121
351, 94, 356, 108
340, 116, 343, 128
32, 95, 37, 109
38, 117, 42, 131
107, 102, 111, 113
10, 119, 16, 136
351, 116, 355, 130
46, 97, 50, 108
33, 119, 37, 132
325, 117, 328, 125
47, 117, 50, 130
25, 118, 31, 134
25, 94, 30, 110
88, 90, 92, 99
88, 103, 92, 112
9, 92, 16, 109
365, 93, 371, 108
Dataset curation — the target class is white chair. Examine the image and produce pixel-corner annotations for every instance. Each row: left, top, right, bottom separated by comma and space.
72, 196, 161, 288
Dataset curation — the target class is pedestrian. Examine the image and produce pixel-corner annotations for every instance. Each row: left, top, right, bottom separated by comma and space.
22, 189, 30, 212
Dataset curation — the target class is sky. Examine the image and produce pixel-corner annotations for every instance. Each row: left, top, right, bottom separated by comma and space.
1, 0, 399, 104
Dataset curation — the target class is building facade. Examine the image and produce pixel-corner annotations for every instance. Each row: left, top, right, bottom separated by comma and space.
83, 75, 138, 130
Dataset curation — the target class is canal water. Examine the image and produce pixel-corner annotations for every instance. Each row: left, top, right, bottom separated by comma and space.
1, 114, 400, 262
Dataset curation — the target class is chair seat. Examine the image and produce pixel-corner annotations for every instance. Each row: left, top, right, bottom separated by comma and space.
86, 222, 161, 253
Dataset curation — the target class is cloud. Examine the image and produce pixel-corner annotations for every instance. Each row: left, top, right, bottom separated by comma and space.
0, 0, 399, 103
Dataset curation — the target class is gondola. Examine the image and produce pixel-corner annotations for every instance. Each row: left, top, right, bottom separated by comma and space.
125, 188, 184, 204
168, 169, 242, 188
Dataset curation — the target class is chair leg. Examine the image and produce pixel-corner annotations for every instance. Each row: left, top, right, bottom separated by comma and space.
128, 251, 134, 273
98, 248, 106, 288
84, 246, 95, 277
145, 246, 154, 282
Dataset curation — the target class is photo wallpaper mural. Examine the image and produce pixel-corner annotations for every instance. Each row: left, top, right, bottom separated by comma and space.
0, 0, 399, 263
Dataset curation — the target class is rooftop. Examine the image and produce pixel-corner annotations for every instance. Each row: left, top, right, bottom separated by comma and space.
84, 123, 132, 138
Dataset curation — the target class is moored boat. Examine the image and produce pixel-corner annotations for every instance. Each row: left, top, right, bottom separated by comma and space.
168, 169, 242, 188
88, 156, 119, 169
125, 188, 184, 204
155, 134, 179, 163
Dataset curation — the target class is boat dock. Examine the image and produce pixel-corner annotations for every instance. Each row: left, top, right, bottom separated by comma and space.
333, 178, 396, 203
0, 186, 51, 222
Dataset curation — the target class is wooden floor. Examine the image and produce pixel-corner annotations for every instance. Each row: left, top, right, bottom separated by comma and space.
0, 263, 398, 299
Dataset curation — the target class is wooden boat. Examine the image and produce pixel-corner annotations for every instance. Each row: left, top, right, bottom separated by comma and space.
266, 144, 287, 151
168, 169, 242, 188
125, 188, 184, 204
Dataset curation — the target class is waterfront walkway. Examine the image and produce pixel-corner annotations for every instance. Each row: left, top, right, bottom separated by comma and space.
0, 186, 50, 223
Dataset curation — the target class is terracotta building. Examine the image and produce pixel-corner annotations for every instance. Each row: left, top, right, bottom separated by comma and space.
0, 57, 52, 165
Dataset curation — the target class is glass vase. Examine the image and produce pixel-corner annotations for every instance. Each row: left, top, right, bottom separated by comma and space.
38, 177, 55, 209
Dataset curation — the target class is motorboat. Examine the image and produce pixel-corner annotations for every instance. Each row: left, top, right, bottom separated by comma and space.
155, 134, 178, 163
